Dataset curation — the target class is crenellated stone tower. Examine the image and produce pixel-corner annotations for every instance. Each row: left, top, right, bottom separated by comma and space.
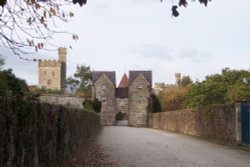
38, 48, 67, 90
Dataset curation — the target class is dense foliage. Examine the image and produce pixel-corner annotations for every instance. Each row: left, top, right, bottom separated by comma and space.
179, 76, 193, 87
0, 57, 4, 69
185, 68, 250, 108
157, 76, 192, 111
82, 98, 102, 113
116, 112, 126, 120
0, 58, 29, 96
0, 69, 29, 96
147, 93, 162, 113
67, 64, 92, 96
0, 96, 100, 167
158, 69, 250, 111
35, 88, 63, 95
158, 86, 190, 111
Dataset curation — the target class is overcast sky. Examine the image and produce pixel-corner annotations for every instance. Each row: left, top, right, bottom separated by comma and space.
2, 0, 250, 86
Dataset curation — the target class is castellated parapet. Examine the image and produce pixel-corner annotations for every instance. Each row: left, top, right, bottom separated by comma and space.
38, 60, 62, 67
38, 48, 67, 91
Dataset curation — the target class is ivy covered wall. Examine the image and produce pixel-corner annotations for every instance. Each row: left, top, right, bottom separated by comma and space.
0, 97, 100, 167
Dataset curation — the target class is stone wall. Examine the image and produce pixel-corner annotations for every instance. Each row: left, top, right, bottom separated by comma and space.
116, 98, 128, 118
151, 104, 237, 143
0, 97, 100, 167
38, 94, 86, 109
128, 74, 151, 127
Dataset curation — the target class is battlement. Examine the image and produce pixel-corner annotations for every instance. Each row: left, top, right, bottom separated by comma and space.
38, 47, 67, 91
154, 82, 165, 88
154, 83, 176, 91
38, 60, 62, 67
165, 84, 176, 87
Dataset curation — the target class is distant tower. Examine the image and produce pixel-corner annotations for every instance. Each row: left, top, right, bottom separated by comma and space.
58, 47, 67, 89
175, 73, 181, 86
58, 47, 67, 63
154, 82, 165, 95
38, 47, 67, 90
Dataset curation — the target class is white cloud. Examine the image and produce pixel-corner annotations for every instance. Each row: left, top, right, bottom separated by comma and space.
2, 0, 250, 85
130, 44, 174, 60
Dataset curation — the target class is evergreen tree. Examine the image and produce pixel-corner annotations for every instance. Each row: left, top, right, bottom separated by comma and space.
67, 64, 92, 96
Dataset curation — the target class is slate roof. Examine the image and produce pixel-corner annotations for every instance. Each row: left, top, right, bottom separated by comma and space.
118, 73, 129, 88
92, 71, 116, 85
129, 71, 152, 85
115, 88, 128, 98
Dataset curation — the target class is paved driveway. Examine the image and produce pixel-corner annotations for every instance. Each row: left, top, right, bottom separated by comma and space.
97, 126, 250, 167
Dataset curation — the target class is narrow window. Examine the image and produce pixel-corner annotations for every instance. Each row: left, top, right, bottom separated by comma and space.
137, 84, 143, 89
102, 96, 107, 102
47, 79, 51, 85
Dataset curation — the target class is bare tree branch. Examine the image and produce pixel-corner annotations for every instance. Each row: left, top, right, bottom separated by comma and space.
0, 0, 211, 59
0, 0, 80, 59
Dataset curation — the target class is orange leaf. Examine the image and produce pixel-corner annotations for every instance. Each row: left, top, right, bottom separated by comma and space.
35, 3, 41, 10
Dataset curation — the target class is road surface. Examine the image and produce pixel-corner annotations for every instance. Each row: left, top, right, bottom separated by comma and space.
96, 126, 250, 167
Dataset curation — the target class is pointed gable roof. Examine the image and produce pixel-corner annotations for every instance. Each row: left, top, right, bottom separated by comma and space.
129, 71, 152, 85
118, 73, 129, 88
92, 71, 116, 85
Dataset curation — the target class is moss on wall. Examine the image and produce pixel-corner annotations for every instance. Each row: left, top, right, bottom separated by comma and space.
0, 96, 100, 167
151, 104, 236, 143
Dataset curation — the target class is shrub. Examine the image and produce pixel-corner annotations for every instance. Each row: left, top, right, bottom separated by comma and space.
92, 98, 102, 113
116, 112, 126, 120
147, 93, 162, 113
82, 98, 102, 113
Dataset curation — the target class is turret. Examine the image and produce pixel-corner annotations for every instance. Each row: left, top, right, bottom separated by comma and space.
58, 48, 67, 90
175, 73, 181, 86
58, 47, 67, 63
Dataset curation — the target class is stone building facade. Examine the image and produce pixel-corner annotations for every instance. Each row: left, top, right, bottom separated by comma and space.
38, 48, 67, 90
92, 71, 117, 125
128, 71, 152, 127
92, 71, 152, 127
116, 74, 129, 119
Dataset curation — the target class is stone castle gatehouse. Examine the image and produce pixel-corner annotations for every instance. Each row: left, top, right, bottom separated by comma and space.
37, 48, 152, 127
92, 71, 152, 127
